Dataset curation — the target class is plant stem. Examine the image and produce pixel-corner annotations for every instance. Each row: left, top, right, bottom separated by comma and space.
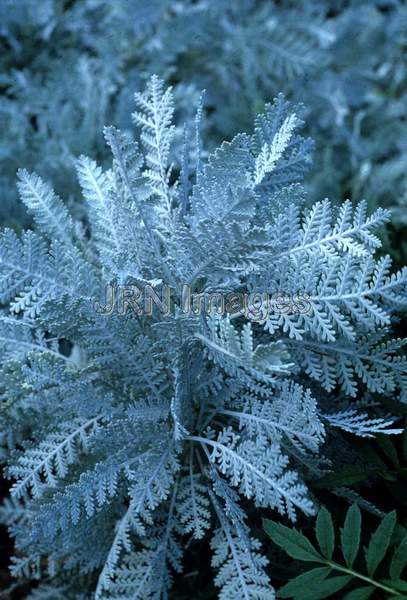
326, 561, 401, 596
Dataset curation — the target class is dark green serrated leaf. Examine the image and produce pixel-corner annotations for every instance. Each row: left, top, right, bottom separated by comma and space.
390, 536, 407, 580
341, 504, 361, 568
365, 511, 396, 577
343, 586, 375, 600
290, 575, 352, 600
356, 442, 391, 473
377, 435, 400, 467
316, 507, 335, 560
381, 579, 407, 592
263, 519, 323, 562
278, 566, 331, 598
313, 467, 374, 489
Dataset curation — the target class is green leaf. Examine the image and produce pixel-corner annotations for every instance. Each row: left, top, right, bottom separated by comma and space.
316, 507, 335, 559
313, 467, 373, 489
263, 519, 323, 562
290, 575, 352, 600
377, 436, 400, 468
365, 511, 396, 577
381, 579, 407, 592
341, 504, 361, 568
278, 567, 331, 598
343, 586, 375, 600
390, 536, 407, 580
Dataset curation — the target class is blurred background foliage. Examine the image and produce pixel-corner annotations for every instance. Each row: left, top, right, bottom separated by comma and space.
0, 0, 406, 263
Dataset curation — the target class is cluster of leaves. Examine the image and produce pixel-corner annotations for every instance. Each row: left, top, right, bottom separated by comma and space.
0, 75, 405, 599
265, 504, 407, 599
1, 0, 406, 263
1, 0, 406, 597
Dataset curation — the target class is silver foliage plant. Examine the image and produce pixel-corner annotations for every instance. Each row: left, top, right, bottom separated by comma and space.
0, 77, 406, 599
1, 0, 406, 250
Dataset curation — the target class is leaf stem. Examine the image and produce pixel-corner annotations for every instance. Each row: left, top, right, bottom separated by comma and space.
326, 561, 401, 596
